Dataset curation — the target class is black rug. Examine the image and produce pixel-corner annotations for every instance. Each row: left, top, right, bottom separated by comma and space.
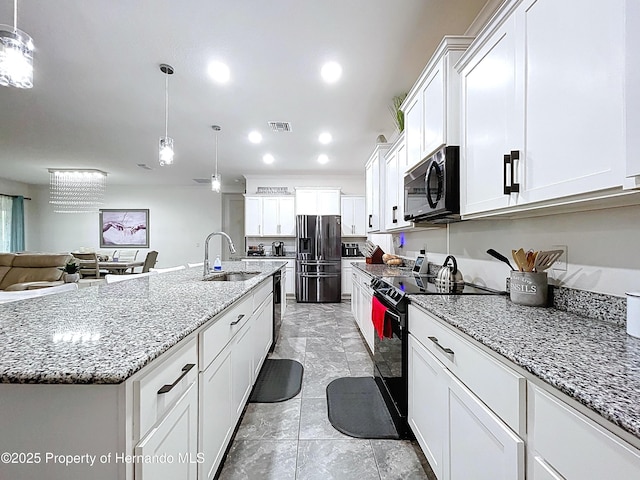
249, 359, 304, 403
326, 377, 400, 439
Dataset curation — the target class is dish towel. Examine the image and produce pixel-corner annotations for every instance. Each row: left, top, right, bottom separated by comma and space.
371, 296, 393, 340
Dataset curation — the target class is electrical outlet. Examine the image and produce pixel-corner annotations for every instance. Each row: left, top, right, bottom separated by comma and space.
551, 244, 567, 271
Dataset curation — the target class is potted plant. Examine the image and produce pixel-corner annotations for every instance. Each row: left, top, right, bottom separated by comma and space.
60, 260, 81, 283
389, 93, 408, 133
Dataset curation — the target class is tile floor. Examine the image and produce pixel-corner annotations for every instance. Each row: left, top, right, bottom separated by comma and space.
217, 300, 436, 480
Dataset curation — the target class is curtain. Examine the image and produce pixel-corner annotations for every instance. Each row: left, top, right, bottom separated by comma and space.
10, 195, 25, 252
0, 195, 11, 253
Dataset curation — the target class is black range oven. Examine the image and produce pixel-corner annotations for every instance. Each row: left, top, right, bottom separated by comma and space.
370, 274, 506, 438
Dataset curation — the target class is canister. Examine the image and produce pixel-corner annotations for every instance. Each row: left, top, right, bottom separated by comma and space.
510, 271, 548, 307
626, 292, 640, 338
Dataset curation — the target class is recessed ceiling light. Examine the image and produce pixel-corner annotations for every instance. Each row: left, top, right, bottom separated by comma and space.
318, 154, 329, 164
248, 131, 262, 144
263, 154, 275, 164
318, 132, 332, 144
321, 62, 342, 83
208, 61, 230, 83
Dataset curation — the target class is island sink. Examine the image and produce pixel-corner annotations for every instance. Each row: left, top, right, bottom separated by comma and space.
204, 271, 261, 282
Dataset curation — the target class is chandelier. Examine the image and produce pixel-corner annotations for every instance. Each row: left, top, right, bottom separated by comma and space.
0, 0, 33, 88
211, 125, 221, 193
159, 63, 174, 166
49, 169, 107, 213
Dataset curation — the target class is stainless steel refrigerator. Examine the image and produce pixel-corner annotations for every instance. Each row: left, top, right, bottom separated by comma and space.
295, 215, 342, 303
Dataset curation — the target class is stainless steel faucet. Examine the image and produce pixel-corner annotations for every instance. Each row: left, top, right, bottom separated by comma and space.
203, 231, 237, 276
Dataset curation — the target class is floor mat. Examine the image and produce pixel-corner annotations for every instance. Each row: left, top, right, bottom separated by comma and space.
249, 359, 304, 403
326, 377, 400, 439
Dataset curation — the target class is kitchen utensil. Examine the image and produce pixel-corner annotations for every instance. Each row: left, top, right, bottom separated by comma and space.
486, 249, 515, 270
435, 255, 464, 292
525, 250, 538, 272
533, 249, 564, 272
512, 248, 528, 272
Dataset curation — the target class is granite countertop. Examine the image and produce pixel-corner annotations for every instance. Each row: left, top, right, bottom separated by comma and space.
352, 263, 640, 441
0, 261, 286, 385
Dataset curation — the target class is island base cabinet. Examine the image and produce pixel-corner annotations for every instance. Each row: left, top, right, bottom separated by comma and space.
199, 348, 233, 480
528, 384, 640, 480
231, 322, 254, 420
134, 381, 198, 480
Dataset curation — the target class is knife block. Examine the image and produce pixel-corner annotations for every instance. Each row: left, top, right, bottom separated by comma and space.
366, 247, 384, 264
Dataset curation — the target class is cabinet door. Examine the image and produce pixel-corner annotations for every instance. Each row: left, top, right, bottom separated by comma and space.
446, 373, 525, 480
199, 349, 233, 480
627, 0, 640, 178
394, 141, 411, 228
367, 156, 381, 231
385, 149, 399, 231
295, 189, 318, 215
278, 197, 296, 236
245, 197, 263, 236
460, 15, 520, 215
252, 296, 273, 379
135, 382, 198, 480
422, 62, 445, 158
518, 0, 624, 204
360, 286, 374, 353
341, 197, 355, 236
262, 197, 280, 235
230, 322, 254, 421
350, 272, 360, 319
408, 335, 447, 480
317, 190, 341, 215
352, 196, 366, 235
404, 95, 423, 170
341, 264, 352, 295
285, 266, 295, 295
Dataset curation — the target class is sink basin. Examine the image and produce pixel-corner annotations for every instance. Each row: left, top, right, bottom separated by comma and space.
205, 271, 261, 282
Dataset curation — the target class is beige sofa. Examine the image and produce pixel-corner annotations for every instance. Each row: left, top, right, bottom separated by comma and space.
0, 253, 72, 291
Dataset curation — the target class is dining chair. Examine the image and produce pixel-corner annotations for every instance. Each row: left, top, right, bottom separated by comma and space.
0, 283, 79, 304
71, 252, 101, 278
105, 272, 158, 284
149, 265, 186, 274
187, 262, 204, 268
141, 251, 159, 273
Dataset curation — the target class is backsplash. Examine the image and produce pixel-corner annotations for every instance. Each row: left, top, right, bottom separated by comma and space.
552, 287, 627, 327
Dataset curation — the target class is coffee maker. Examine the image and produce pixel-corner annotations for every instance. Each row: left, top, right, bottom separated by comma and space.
341, 243, 362, 257
272, 241, 285, 256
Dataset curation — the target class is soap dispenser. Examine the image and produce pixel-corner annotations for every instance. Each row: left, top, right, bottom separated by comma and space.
213, 255, 222, 271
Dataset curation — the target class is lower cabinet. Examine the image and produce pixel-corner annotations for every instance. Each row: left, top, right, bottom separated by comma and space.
350, 268, 374, 352
408, 333, 525, 480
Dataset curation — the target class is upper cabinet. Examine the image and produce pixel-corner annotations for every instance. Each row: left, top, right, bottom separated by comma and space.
365, 144, 390, 233
384, 133, 411, 231
295, 188, 341, 215
244, 196, 295, 236
458, 0, 627, 217
341, 196, 366, 237
627, 0, 640, 179
402, 36, 474, 171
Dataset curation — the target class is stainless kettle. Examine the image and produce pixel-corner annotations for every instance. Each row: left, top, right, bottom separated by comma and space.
435, 255, 464, 292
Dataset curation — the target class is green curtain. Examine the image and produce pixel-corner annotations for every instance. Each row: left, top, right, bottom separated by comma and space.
10, 195, 25, 252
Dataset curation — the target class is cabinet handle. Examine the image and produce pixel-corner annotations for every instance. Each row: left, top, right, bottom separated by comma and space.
157, 363, 195, 395
368, 214, 373, 228
230, 314, 245, 326
428, 336, 455, 357
258, 225, 261, 235
277, 224, 281, 234
503, 151, 521, 195
392, 205, 398, 224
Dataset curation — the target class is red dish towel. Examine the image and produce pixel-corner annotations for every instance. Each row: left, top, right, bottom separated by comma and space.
371, 296, 393, 340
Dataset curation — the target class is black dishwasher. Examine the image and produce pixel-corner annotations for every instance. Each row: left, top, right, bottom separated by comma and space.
271, 270, 282, 351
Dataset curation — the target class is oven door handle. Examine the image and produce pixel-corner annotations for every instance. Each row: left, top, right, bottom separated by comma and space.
428, 336, 455, 358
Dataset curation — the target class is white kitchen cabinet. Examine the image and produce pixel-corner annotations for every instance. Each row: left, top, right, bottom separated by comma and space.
295, 188, 341, 215
342, 259, 365, 297
341, 195, 366, 236
459, 0, 626, 217
251, 293, 273, 379
408, 334, 447, 480
402, 36, 473, 170
365, 144, 390, 232
135, 382, 199, 480
245, 196, 296, 237
528, 383, 640, 480
384, 133, 412, 231
627, 0, 640, 179
350, 267, 374, 352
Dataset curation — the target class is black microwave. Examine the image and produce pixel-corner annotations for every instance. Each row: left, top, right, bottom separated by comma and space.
404, 145, 460, 223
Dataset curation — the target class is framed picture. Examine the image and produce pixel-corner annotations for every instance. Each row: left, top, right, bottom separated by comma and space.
99, 209, 149, 248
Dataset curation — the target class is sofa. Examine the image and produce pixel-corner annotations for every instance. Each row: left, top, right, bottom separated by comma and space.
0, 253, 72, 291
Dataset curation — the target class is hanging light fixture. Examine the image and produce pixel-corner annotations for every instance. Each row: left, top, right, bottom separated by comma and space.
0, 0, 34, 88
159, 63, 174, 166
48, 169, 107, 213
211, 125, 221, 193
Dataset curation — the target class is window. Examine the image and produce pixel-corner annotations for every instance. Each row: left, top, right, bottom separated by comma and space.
0, 195, 24, 253
0, 195, 11, 253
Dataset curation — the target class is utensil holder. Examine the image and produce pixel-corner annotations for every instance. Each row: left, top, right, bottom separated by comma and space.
366, 247, 384, 264
510, 272, 548, 307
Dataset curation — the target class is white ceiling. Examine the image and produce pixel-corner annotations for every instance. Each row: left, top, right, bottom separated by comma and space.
0, 0, 487, 189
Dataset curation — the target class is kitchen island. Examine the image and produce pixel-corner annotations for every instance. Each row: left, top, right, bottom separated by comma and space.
0, 261, 285, 480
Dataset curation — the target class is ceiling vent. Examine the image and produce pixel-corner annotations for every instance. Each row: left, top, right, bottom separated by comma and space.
137, 163, 153, 170
268, 121, 292, 132
192, 178, 211, 184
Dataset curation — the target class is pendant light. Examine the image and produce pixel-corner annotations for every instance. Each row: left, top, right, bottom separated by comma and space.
211, 125, 221, 193
158, 63, 174, 166
0, 0, 34, 88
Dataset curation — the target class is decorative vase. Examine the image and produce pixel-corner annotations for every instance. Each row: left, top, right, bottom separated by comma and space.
63, 273, 80, 283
